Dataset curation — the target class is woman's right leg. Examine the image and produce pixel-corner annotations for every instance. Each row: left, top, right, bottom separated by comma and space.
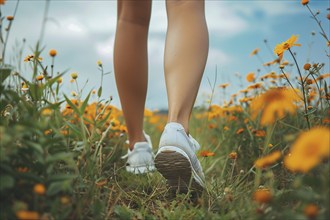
113, 0, 152, 150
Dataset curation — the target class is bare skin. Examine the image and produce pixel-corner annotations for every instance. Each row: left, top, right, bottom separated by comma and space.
114, 0, 208, 150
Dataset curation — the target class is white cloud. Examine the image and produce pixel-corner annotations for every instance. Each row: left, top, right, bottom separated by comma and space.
96, 36, 115, 57
207, 48, 232, 67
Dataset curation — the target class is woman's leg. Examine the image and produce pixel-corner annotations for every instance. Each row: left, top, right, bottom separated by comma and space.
164, 0, 209, 134
114, 0, 152, 150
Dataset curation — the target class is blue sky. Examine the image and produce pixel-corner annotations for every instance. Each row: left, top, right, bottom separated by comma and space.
2, 0, 330, 109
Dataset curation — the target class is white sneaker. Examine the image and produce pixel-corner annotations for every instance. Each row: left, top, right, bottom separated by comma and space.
121, 132, 155, 174
155, 122, 205, 191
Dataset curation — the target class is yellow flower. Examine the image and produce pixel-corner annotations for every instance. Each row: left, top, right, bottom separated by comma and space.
60, 196, 71, 205
21, 83, 29, 92
250, 87, 301, 126
250, 48, 259, 56
97, 60, 102, 67
253, 188, 272, 204
301, 0, 309, 6
16, 210, 40, 220
33, 183, 46, 195
246, 72, 255, 83
41, 108, 53, 116
57, 77, 63, 84
36, 75, 44, 81
71, 72, 78, 80
284, 127, 330, 173
304, 204, 319, 219
224, 126, 229, 131
274, 35, 301, 61
49, 49, 57, 57
254, 151, 281, 169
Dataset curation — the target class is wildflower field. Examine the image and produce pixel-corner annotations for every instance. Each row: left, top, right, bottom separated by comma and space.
1, 0, 330, 219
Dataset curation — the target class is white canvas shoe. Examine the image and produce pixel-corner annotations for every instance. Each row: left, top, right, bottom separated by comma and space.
155, 122, 205, 191
121, 132, 155, 174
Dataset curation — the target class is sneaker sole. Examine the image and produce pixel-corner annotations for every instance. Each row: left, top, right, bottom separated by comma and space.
155, 149, 203, 193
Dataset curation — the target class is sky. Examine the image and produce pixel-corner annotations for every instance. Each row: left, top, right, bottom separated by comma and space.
2, 0, 330, 110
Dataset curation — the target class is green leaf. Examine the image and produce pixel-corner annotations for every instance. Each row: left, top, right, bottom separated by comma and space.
47, 180, 72, 196
47, 174, 77, 183
97, 86, 102, 98
0, 68, 12, 84
46, 152, 74, 164
65, 121, 82, 137
79, 91, 92, 114
0, 175, 15, 191
64, 95, 80, 115
44, 73, 65, 88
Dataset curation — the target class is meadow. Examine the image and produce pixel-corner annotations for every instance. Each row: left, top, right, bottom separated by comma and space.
0, 0, 329, 219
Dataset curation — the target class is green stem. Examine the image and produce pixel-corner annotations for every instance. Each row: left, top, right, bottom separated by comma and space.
288, 48, 311, 129
306, 5, 329, 43
1, 0, 20, 64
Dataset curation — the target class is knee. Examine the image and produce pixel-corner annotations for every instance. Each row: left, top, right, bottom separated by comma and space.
166, 0, 204, 8
117, 1, 151, 27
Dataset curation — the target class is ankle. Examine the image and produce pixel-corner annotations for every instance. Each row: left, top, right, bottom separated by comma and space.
128, 135, 147, 150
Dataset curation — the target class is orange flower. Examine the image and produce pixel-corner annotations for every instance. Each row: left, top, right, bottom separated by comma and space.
16, 210, 40, 220
254, 151, 282, 169
250, 87, 301, 126
284, 127, 330, 173
200, 150, 215, 157
208, 123, 216, 129
44, 129, 52, 135
49, 49, 57, 57
0, 0, 6, 5
229, 152, 237, 159
219, 83, 229, 89
33, 183, 46, 195
301, 0, 309, 5
304, 204, 319, 219
95, 179, 107, 187
274, 35, 301, 61
253, 130, 266, 137
236, 128, 244, 134
253, 188, 272, 204
17, 167, 29, 173
7, 16, 14, 21
250, 48, 259, 56
246, 72, 255, 83
224, 126, 229, 131
248, 82, 262, 90
303, 63, 311, 70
